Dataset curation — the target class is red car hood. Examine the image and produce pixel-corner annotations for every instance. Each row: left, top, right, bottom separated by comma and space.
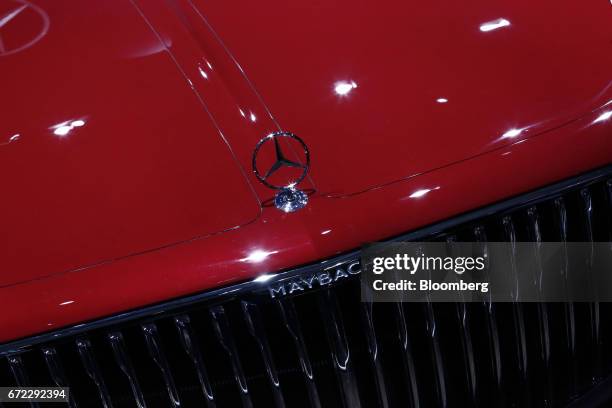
1, 0, 612, 341
195, 0, 612, 195
2, 0, 612, 285
0, 0, 262, 287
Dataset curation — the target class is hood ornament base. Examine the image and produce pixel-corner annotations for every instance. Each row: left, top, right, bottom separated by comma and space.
274, 187, 308, 213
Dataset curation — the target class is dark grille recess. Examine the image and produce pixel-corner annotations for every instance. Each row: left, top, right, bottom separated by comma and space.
2, 167, 612, 407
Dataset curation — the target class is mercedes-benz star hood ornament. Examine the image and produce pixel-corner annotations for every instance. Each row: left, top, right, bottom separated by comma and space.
252, 131, 310, 213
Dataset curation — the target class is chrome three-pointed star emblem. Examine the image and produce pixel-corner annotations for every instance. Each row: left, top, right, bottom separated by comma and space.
252, 131, 310, 212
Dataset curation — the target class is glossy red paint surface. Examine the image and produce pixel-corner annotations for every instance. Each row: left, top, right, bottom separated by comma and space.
0, 0, 262, 286
197, 0, 612, 195
1, 0, 611, 342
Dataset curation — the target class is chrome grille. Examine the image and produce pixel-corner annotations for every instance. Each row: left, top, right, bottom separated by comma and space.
2, 166, 612, 407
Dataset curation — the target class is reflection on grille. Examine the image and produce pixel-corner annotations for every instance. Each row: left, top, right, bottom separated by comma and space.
2, 166, 612, 407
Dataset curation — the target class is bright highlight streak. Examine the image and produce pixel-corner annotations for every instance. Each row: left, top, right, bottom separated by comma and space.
241, 249, 278, 263
501, 128, 524, 139
254, 274, 275, 283
409, 186, 440, 199
198, 67, 208, 79
53, 126, 72, 136
59, 300, 74, 306
436, 98, 448, 104
321, 229, 332, 235
51, 119, 86, 137
480, 18, 511, 32
250, 112, 257, 122
593, 111, 612, 124
334, 80, 358, 96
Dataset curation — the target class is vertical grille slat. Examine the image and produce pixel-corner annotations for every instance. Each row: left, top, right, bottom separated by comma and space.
241, 302, 286, 408
607, 180, 612, 240
317, 289, 362, 408
2, 168, 612, 408
455, 303, 476, 405
174, 315, 216, 408
361, 301, 389, 408
527, 207, 554, 406
394, 303, 420, 408
580, 188, 595, 243
446, 235, 477, 405
8, 355, 39, 408
414, 241, 448, 408
210, 305, 254, 408
526, 207, 545, 294
141, 323, 181, 408
76, 337, 113, 408
502, 216, 531, 405
107, 331, 147, 408
580, 188, 603, 384
473, 225, 504, 399
554, 197, 579, 398
278, 299, 322, 408
424, 301, 447, 408
41, 346, 77, 408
